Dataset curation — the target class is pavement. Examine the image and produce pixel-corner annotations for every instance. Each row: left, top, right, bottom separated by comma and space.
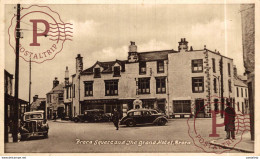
210, 132, 254, 153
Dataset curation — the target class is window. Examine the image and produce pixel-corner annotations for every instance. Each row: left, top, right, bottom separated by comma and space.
192, 77, 204, 93
241, 88, 243, 97
173, 100, 191, 113
105, 80, 118, 96
157, 60, 164, 73
212, 58, 216, 73
66, 87, 69, 99
228, 63, 231, 76
213, 78, 217, 93
156, 77, 166, 94
237, 102, 240, 111
73, 84, 75, 98
192, 59, 203, 73
58, 93, 63, 101
84, 81, 93, 96
139, 62, 146, 74
237, 87, 239, 97
94, 68, 101, 78
69, 86, 72, 98
245, 88, 247, 97
113, 66, 120, 77
228, 80, 232, 92
138, 78, 150, 94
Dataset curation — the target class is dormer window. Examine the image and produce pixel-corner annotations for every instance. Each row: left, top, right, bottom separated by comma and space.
94, 68, 101, 78
139, 62, 146, 74
113, 66, 120, 77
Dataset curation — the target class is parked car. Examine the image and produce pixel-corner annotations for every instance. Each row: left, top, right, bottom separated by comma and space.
74, 109, 111, 123
120, 109, 168, 127
19, 110, 49, 140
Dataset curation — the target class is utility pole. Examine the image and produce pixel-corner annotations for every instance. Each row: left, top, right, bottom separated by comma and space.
219, 57, 224, 118
13, 3, 21, 142
29, 56, 31, 111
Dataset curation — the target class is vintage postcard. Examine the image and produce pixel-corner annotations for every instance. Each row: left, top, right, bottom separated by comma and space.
0, 0, 259, 156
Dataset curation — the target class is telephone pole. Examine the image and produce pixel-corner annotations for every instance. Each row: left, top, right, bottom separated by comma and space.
220, 57, 224, 118
29, 56, 31, 111
13, 3, 21, 142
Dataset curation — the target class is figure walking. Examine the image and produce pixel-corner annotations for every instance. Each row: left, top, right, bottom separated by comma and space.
112, 108, 120, 130
224, 105, 236, 139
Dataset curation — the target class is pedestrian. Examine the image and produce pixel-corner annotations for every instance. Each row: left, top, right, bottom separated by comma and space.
112, 108, 120, 130
224, 105, 236, 140
53, 112, 57, 122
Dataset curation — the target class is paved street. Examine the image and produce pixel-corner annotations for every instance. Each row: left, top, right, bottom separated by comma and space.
5, 118, 241, 153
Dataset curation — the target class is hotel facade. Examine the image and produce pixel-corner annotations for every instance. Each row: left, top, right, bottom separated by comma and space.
64, 39, 236, 118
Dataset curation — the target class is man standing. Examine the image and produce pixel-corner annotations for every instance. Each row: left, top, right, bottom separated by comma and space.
112, 108, 121, 130
224, 105, 236, 139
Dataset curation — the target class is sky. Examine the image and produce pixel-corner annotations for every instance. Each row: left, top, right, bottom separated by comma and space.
5, 4, 244, 101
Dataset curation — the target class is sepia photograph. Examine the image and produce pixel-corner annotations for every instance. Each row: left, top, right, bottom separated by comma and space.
1, 1, 257, 155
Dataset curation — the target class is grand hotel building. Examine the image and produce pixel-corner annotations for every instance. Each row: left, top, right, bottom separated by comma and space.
63, 38, 235, 119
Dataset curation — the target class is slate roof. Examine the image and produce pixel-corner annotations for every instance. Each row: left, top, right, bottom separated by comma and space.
234, 77, 247, 87
138, 50, 176, 62
47, 83, 64, 94
81, 60, 126, 75
30, 98, 46, 110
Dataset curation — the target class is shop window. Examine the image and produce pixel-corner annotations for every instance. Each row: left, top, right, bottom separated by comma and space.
139, 62, 146, 74
157, 60, 164, 73
138, 78, 150, 94
192, 59, 203, 73
105, 80, 118, 96
173, 100, 191, 113
84, 81, 93, 96
192, 77, 204, 93
156, 77, 166, 94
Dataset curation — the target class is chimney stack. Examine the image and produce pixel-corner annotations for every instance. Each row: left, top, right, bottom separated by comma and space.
33, 95, 38, 102
76, 54, 83, 74
178, 38, 188, 52
53, 77, 59, 89
65, 66, 69, 85
128, 41, 138, 62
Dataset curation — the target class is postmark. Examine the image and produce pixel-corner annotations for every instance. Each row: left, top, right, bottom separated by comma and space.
8, 5, 73, 63
187, 95, 251, 154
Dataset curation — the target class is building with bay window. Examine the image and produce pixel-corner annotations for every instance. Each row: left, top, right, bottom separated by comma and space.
68, 39, 235, 118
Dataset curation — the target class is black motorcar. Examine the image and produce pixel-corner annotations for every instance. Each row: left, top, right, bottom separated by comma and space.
19, 111, 49, 140
120, 109, 168, 127
74, 109, 110, 123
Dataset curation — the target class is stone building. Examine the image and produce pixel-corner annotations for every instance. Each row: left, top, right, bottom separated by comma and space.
46, 77, 65, 119
241, 4, 255, 140
69, 39, 235, 118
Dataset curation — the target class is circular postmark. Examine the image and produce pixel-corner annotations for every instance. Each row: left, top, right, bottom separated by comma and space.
187, 96, 251, 153
8, 5, 73, 63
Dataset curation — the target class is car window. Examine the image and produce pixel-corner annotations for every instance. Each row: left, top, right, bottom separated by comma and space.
150, 110, 158, 114
133, 111, 141, 116
142, 111, 151, 116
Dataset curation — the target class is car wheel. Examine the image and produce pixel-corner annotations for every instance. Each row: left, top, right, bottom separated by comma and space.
126, 120, 136, 127
74, 118, 79, 123
158, 119, 166, 126
44, 133, 48, 138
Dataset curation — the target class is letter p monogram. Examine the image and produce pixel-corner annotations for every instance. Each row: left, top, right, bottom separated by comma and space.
209, 110, 225, 137
30, 19, 50, 46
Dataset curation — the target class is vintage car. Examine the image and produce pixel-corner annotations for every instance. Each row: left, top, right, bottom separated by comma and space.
74, 109, 111, 123
19, 110, 49, 140
120, 109, 168, 127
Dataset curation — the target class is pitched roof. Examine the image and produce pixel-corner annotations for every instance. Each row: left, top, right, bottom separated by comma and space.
234, 77, 247, 87
81, 60, 126, 75
31, 98, 46, 110
47, 83, 64, 94
138, 50, 176, 62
